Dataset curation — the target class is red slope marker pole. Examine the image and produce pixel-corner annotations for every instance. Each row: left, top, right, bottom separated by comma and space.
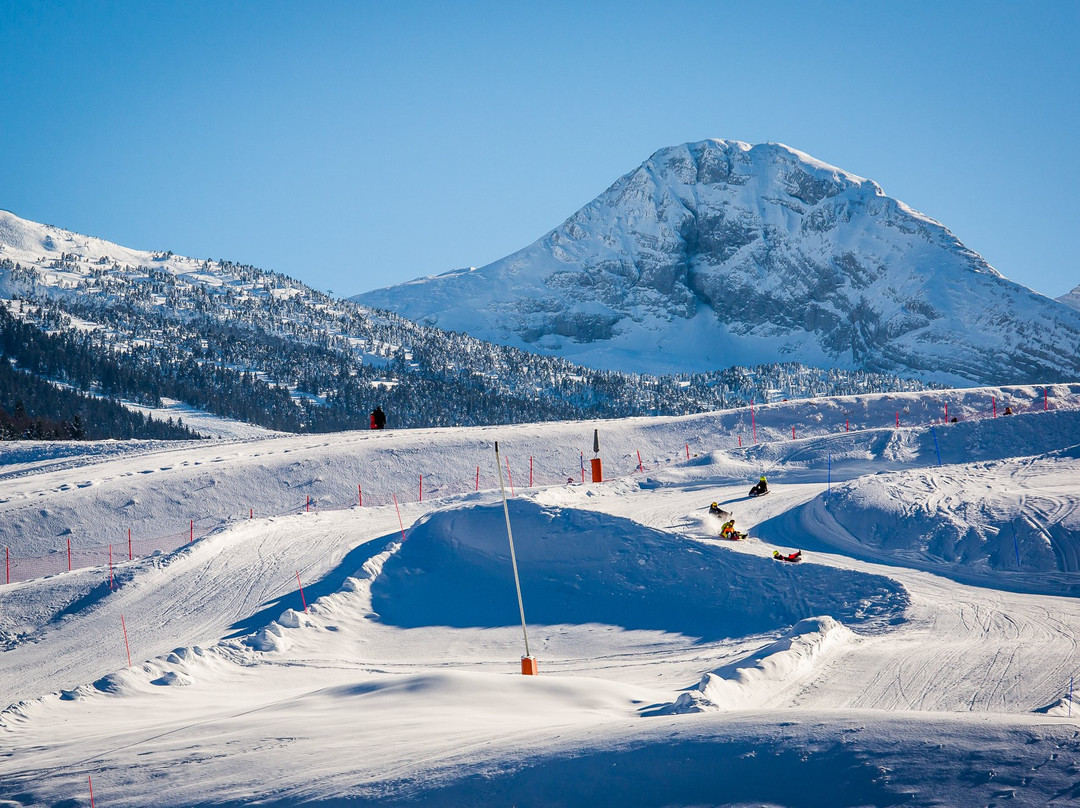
530, 456, 534, 487
393, 494, 406, 540
792, 426, 796, 440
475, 466, 480, 491
944, 402, 948, 423
128, 528, 132, 561
738, 435, 742, 448
1045, 388, 1049, 411
896, 411, 900, 428
89, 775, 95, 808
993, 396, 997, 418
190, 518, 194, 542
580, 452, 585, 483
419, 474, 423, 503
295, 570, 308, 612
846, 419, 849, 433
358, 484, 362, 506
637, 450, 644, 472
121, 614, 132, 668
685, 443, 690, 460
67, 537, 71, 572
306, 495, 310, 513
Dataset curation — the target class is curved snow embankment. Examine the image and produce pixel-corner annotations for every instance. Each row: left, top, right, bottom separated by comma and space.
788, 442, 1080, 593
653, 616, 853, 713
372, 500, 908, 640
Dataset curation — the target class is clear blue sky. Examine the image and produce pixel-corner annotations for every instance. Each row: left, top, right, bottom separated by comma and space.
2, 1, 1077, 297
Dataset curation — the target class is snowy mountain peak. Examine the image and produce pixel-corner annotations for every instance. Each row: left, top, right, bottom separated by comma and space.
358, 139, 1078, 385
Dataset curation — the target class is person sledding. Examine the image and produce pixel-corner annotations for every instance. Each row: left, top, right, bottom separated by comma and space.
709, 502, 731, 519
720, 518, 747, 541
749, 475, 769, 497
773, 549, 802, 563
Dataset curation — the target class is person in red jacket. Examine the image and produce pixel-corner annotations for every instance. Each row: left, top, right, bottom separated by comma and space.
370, 406, 386, 429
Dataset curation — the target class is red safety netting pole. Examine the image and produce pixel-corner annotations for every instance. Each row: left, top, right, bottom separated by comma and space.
530, 456, 534, 487
359, 484, 363, 506
295, 570, 308, 612
896, 411, 900, 428
846, 419, 849, 432
89, 775, 95, 808
128, 528, 132, 561
306, 495, 310, 512
1045, 388, 1049, 411
993, 396, 997, 418
67, 537, 71, 572
637, 450, 644, 472
419, 474, 423, 503
685, 443, 690, 459
475, 466, 480, 491
121, 614, 132, 668
792, 426, 796, 440
738, 435, 742, 447
190, 519, 194, 542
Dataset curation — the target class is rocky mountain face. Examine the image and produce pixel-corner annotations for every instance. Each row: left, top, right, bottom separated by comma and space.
357, 140, 1080, 385
1058, 284, 1080, 313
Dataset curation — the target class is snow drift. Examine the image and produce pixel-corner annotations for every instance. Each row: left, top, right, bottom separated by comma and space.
372, 500, 908, 640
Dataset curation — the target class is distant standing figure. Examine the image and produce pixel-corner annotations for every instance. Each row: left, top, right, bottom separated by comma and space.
370, 405, 386, 430
1004, 406, 1013, 415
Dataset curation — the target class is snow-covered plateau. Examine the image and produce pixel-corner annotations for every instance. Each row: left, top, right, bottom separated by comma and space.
357, 139, 1080, 386
2, 384, 1080, 806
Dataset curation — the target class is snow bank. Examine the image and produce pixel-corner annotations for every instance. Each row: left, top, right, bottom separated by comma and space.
372, 500, 908, 640
655, 616, 855, 713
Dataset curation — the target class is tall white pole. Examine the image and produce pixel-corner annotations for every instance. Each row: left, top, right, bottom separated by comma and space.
495, 441, 531, 659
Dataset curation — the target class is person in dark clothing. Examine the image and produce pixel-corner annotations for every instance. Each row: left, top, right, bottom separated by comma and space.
370, 406, 386, 430
749, 476, 768, 497
773, 550, 802, 562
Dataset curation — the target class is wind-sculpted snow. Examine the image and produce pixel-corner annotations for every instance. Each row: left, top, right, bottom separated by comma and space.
359, 139, 1080, 384
372, 501, 908, 640
793, 447, 1080, 595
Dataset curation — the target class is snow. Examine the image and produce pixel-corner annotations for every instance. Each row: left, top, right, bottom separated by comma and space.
2, 384, 1080, 806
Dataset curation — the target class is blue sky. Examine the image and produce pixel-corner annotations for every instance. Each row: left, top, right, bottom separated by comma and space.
1, 1, 1077, 297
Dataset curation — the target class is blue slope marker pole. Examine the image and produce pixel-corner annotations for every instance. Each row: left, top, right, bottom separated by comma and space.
931, 427, 942, 467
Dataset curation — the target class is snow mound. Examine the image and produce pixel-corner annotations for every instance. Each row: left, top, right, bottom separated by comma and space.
372, 501, 908, 640
654, 616, 855, 713
796, 441, 1080, 594
1034, 696, 1079, 717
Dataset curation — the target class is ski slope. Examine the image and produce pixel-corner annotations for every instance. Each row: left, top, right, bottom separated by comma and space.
2, 385, 1080, 806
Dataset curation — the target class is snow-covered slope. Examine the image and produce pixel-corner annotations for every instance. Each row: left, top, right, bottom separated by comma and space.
357, 140, 1080, 385
3, 386, 1080, 805
1059, 282, 1080, 312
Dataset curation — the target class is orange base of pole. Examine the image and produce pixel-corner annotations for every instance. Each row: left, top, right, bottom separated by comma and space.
590, 457, 603, 483
521, 656, 538, 676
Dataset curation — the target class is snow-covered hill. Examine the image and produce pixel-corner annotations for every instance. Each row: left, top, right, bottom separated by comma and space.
0, 209, 933, 434
357, 140, 1080, 385
1059, 282, 1080, 312
3, 385, 1080, 805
